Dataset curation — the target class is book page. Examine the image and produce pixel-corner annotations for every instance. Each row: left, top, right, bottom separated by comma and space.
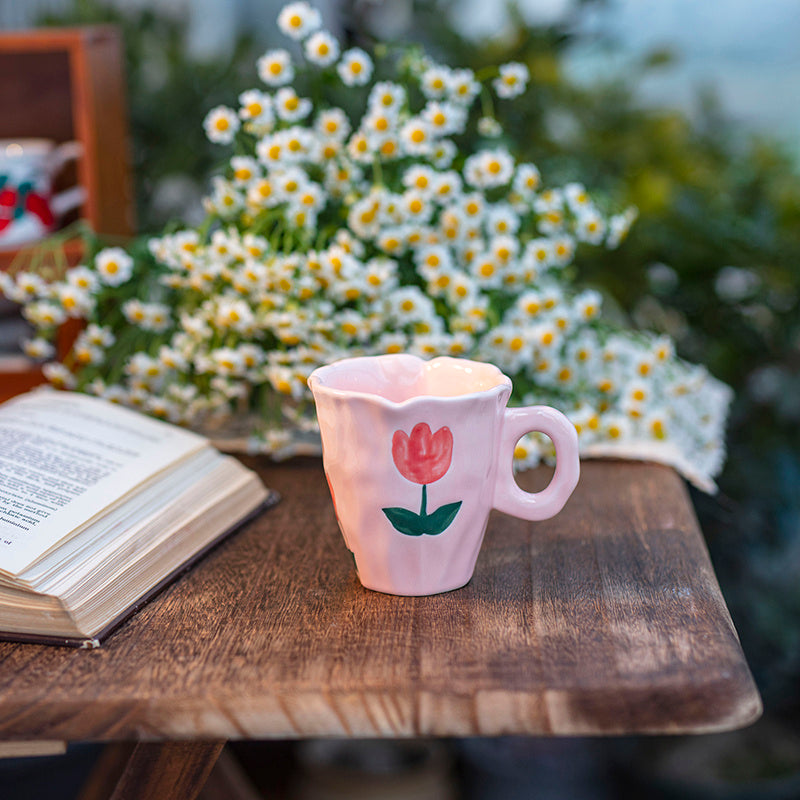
0, 390, 208, 575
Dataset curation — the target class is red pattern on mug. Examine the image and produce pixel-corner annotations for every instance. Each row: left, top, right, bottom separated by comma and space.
391, 423, 453, 485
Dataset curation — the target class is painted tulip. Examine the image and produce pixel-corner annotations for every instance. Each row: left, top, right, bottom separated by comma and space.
384, 422, 461, 536
391, 422, 453, 485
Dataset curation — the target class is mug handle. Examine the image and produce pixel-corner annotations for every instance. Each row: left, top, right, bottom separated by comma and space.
493, 406, 580, 521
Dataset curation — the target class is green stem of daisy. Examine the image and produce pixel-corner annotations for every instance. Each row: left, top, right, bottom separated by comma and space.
372, 154, 384, 188
479, 85, 496, 122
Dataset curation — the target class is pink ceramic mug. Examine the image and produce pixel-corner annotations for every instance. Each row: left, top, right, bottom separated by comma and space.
308, 354, 580, 596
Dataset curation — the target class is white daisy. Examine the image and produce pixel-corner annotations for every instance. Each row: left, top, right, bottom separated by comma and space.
493, 62, 529, 99
238, 90, 274, 128
277, 2, 322, 40
399, 118, 432, 155
66, 265, 98, 293
315, 108, 351, 141
42, 362, 75, 390
23, 301, 66, 328
257, 49, 294, 87
513, 163, 541, 198
230, 156, 260, 185
422, 101, 466, 137
203, 105, 240, 144
420, 65, 451, 99
576, 210, 606, 245
447, 68, 480, 106
274, 87, 312, 122
95, 247, 134, 286
22, 337, 55, 360
304, 30, 339, 66
368, 82, 406, 114
337, 48, 373, 87
429, 139, 456, 168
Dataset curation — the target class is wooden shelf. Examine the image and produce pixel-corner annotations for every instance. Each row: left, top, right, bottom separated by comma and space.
0, 459, 761, 741
0, 26, 134, 239
0, 26, 133, 390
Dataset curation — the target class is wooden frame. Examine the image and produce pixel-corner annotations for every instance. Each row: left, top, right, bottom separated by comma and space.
0, 26, 134, 399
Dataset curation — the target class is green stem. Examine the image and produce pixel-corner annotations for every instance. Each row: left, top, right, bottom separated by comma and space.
420, 483, 427, 518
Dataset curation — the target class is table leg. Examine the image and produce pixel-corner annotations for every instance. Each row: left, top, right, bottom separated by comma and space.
77, 739, 225, 800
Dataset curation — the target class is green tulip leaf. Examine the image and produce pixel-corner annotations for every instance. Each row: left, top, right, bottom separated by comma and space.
382, 499, 462, 537
382, 506, 426, 536
425, 501, 462, 535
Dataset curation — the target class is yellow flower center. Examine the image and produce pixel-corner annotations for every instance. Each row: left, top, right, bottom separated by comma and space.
351, 61, 363, 74
410, 128, 425, 144
284, 96, 299, 112
214, 117, 230, 131
289, 14, 302, 27
269, 62, 282, 76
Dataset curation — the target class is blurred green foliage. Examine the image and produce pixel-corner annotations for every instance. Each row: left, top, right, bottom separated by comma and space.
39, 0, 263, 231
402, 0, 800, 721
39, 0, 800, 727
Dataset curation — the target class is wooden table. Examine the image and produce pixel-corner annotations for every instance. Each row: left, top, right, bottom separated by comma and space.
0, 458, 761, 799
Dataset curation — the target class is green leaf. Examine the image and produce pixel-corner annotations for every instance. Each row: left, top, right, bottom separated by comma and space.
425, 501, 463, 535
382, 506, 426, 536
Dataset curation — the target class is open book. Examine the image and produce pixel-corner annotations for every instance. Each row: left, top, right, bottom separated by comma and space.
0, 389, 277, 647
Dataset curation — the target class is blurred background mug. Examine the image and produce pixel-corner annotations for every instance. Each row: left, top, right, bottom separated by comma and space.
0, 138, 85, 249
309, 354, 581, 596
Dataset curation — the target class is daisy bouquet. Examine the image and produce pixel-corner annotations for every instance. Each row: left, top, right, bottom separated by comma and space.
1, 1, 731, 490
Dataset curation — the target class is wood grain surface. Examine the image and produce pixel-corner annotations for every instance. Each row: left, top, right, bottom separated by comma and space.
0, 459, 761, 740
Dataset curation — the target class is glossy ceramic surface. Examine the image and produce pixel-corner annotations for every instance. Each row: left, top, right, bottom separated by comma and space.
308, 354, 580, 596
